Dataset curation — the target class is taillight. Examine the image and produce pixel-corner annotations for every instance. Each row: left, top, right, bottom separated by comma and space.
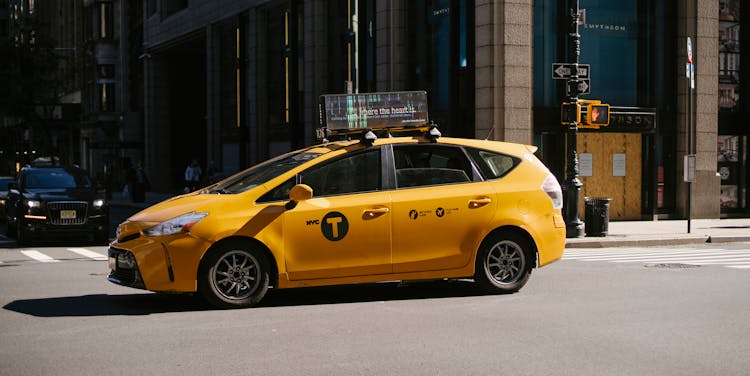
542, 174, 563, 210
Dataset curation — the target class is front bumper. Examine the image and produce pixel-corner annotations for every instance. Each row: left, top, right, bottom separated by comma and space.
107, 226, 212, 293
108, 247, 146, 289
21, 214, 108, 237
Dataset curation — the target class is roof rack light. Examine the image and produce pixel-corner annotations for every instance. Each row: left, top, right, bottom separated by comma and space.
318, 91, 434, 143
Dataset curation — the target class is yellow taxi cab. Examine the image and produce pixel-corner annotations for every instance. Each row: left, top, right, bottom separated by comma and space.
108, 92, 565, 308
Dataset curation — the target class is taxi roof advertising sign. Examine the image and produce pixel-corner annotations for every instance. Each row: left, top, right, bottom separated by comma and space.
319, 91, 429, 130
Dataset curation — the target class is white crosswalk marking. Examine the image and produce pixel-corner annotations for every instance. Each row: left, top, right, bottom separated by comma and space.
67, 248, 107, 260
10, 248, 108, 263
20, 250, 60, 263
563, 246, 750, 269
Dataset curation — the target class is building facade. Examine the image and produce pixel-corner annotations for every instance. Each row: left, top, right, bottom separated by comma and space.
136, 0, 746, 220
3, 0, 746, 221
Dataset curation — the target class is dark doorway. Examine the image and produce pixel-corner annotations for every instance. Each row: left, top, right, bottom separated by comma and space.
166, 37, 207, 191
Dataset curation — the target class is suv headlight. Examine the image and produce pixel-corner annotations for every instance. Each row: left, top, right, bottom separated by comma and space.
93, 199, 105, 209
143, 212, 209, 237
26, 200, 41, 208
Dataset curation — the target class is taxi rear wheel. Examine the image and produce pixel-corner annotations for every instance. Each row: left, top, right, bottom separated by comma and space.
198, 243, 270, 309
474, 231, 533, 294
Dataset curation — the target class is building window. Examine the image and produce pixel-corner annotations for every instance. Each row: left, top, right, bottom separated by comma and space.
162, 0, 187, 19
100, 2, 113, 39
92, 2, 113, 40
98, 64, 115, 79
147, 0, 157, 17
407, 0, 475, 138
719, 0, 740, 112
96, 65, 116, 112
99, 82, 115, 112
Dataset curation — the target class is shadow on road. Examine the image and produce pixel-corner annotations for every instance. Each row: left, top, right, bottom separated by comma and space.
4, 280, 492, 317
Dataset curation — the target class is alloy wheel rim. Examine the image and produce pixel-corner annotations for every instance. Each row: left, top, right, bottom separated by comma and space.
485, 240, 525, 285
212, 250, 261, 300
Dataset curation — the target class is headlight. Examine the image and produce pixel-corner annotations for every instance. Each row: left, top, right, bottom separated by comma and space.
93, 199, 105, 208
26, 200, 41, 208
143, 212, 209, 237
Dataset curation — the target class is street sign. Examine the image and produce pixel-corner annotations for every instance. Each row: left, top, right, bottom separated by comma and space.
683, 154, 696, 182
578, 79, 590, 94
552, 63, 590, 79
566, 79, 590, 96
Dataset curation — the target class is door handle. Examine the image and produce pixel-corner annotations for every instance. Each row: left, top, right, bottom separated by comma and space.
469, 197, 492, 208
363, 207, 390, 219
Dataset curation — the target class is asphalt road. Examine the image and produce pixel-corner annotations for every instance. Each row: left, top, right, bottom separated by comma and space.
1, 242, 749, 376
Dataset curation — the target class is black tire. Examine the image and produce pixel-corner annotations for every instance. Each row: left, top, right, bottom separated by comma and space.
198, 242, 270, 309
474, 230, 533, 294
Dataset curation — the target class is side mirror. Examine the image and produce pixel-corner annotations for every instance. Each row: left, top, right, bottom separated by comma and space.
285, 184, 313, 210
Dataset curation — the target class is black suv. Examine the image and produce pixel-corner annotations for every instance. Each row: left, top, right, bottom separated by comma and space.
5, 165, 109, 245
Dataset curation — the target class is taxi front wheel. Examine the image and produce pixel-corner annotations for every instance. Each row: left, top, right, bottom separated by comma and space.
198, 242, 270, 309
474, 231, 532, 294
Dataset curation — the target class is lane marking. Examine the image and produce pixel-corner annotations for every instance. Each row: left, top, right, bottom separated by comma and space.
21, 250, 60, 263
563, 247, 750, 270
67, 248, 107, 261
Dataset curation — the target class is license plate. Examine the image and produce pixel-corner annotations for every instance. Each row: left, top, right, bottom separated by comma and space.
108, 256, 116, 271
60, 210, 77, 219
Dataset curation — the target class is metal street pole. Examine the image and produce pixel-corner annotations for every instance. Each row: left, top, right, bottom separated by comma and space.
563, 0, 584, 238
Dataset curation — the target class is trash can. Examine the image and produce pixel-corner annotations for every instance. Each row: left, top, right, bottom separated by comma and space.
584, 197, 612, 237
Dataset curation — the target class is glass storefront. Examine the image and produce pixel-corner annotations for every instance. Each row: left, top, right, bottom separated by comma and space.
533, 0, 677, 219
718, 0, 748, 216
407, 0, 474, 138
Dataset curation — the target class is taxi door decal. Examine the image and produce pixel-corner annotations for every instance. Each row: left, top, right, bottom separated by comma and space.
321, 211, 349, 241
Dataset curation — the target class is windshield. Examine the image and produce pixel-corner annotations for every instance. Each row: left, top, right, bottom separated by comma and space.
23, 168, 92, 189
205, 150, 324, 194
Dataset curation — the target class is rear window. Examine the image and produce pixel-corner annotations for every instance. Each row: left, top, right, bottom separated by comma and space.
393, 144, 474, 188
465, 148, 519, 180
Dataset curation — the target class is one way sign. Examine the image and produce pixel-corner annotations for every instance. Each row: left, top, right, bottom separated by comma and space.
552, 63, 591, 79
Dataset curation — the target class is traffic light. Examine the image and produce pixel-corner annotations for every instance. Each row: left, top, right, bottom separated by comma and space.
586, 103, 610, 126
560, 102, 580, 125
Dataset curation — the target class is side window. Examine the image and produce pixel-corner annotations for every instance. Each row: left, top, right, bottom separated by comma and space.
393, 145, 473, 188
300, 149, 381, 197
256, 177, 296, 203
466, 147, 519, 179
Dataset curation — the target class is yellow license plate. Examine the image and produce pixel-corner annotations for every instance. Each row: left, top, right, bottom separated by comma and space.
60, 210, 76, 219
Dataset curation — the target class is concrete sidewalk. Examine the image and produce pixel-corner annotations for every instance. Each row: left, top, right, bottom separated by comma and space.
111, 192, 750, 248
566, 218, 750, 248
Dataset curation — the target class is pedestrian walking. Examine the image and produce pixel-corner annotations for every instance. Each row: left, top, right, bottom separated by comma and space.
132, 162, 150, 202
184, 159, 202, 193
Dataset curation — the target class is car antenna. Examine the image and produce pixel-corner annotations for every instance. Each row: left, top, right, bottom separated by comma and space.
484, 127, 494, 141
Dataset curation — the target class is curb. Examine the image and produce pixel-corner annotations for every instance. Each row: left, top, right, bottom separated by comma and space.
708, 235, 750, 243
566, 234, 750, 248
566, 235, 711, 248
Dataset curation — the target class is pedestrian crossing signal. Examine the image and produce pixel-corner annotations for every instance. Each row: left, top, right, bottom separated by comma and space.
586, 103, 610, 126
